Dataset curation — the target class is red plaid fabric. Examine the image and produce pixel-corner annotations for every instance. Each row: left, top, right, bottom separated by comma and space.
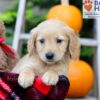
0, 72, 70, 100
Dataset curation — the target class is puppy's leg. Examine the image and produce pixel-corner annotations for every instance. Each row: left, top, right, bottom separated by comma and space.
18, 67, 35, 88
42, 70, 59, 85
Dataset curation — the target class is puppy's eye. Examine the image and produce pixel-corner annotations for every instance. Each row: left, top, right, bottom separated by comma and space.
39, 39, 45, 44
57, 39, 63, 44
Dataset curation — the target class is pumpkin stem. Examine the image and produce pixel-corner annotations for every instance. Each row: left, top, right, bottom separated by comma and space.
61, 0, 69, 5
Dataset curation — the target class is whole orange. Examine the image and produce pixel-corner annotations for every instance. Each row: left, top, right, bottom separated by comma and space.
47, 5, 83, 33
67, 60, 94, 98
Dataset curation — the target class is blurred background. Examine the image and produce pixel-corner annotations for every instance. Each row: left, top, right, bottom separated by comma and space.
0, 0, 94, 63
0, 0, 97, 99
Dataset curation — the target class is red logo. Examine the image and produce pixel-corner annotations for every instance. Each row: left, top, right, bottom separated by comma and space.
83, 0, 93, 11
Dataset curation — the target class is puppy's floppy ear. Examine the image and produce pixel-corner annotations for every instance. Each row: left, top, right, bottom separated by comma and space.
27, 28, 38, 56
67, 29, 80, 60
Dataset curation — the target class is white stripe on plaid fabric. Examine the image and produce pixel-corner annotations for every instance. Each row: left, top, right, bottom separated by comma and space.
0, 78, 20, 100
0, 78, 11, 92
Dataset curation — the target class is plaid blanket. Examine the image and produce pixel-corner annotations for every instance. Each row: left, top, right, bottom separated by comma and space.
0, 72, 70, 100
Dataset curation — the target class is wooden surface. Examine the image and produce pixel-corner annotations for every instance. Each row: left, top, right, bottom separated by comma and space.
65, 96, 97, 100
12, 0, 26, 52
95, 19, 100, 99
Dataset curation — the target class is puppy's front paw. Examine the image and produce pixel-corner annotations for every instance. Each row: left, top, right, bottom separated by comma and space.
18, 71, 35, 88
42, 71, 59, 85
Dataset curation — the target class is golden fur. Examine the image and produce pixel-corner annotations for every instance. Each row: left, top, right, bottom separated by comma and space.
12, 20, 80, 88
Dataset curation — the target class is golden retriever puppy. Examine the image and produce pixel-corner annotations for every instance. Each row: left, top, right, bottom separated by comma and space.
12, 19, 80, 88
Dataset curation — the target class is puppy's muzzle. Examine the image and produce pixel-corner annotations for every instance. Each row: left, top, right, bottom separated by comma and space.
46, 52, 54, 60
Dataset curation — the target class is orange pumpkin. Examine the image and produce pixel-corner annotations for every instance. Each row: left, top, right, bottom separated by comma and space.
47, 5, 83, 33
67, 60, 94, 98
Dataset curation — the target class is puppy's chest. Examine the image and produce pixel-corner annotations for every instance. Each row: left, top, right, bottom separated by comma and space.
34, 63, 65, 76
34, 65, 48, 76
34, 64, 58, 76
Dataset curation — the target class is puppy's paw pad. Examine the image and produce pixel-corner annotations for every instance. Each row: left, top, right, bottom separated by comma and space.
42, 72, 59, 85
18, 73, 35, 88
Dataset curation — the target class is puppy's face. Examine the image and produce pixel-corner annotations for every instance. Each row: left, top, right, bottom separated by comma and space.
28, 20, 80, 64
36, 28, 69, 64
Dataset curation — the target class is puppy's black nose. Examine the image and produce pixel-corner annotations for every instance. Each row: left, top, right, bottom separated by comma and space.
46, 52, 54, 60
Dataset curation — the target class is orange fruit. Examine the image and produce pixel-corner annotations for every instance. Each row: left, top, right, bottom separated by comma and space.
67, 60, 94, 98
47, 5, 83, 33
